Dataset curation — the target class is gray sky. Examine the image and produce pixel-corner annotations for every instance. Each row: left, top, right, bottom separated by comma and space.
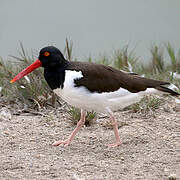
0, 0, 180, 62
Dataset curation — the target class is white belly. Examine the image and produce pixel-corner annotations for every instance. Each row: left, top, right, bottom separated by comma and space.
53, 70, 159, 113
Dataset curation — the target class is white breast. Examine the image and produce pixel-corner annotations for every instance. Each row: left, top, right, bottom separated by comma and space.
53, 70, 159, 113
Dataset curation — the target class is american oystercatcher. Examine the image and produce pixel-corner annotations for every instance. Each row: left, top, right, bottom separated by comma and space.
11, 46, 179, 147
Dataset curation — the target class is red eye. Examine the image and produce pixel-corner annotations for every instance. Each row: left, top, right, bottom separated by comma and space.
44, 51, 50, 56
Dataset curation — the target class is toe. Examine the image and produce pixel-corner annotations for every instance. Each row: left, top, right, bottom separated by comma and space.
52, 139, 71, 147
63, 140, 71, 147
52, 140, 62, 146
107, 142, 121, 148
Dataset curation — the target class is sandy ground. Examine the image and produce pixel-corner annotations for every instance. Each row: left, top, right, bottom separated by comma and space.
0, 100, 180, 180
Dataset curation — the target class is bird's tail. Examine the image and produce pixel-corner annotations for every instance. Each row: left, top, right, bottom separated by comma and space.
155, 86, 180, 96
129, 73, 180, 96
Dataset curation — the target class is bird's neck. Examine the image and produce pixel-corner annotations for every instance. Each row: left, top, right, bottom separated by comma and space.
44, 61, 69, 90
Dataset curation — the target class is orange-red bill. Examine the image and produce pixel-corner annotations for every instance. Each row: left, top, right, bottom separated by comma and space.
10, 59, 42, 83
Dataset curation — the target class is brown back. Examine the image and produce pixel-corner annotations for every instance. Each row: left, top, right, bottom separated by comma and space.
67, 61, 170, 93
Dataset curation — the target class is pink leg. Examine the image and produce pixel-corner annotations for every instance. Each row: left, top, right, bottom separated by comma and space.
52, 109, 87, 147
106, 107, 121, 147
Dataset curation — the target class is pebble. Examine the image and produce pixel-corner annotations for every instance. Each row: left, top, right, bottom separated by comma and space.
173, 104, 180, 112
0, 107, 12, 121
168, 173, 177, 180
120, 157, 125, 161
163, 104, 172, 113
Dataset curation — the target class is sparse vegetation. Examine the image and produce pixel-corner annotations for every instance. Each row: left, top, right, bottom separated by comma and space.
112, 45, 138, 72
166, 42, 180, 73
0, 43, 59, 110
0, 41, 179, 123
129, 95, 163, 115
68, 106, 96, 126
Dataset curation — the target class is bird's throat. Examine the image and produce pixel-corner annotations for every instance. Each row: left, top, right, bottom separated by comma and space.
44, 67, 66, 90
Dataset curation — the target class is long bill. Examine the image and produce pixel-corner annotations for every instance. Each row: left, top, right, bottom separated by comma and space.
10, 59, 42, 83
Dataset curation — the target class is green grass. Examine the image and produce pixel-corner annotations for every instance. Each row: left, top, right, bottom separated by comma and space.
112, 45, 138, 72
0, 43, 59, 109
68, 107, 96, 126
129, 95, 163, 114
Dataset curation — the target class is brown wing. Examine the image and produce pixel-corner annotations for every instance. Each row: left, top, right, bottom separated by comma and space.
67, 61, 174, 94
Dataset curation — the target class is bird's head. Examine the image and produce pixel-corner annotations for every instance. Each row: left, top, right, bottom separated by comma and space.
10, 46, 66, 83
39, 46, 66, 68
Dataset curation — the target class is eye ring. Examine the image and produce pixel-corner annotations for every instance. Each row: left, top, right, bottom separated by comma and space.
44, 51, 50, 57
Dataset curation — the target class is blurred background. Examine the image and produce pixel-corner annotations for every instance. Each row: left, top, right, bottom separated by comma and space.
0, 0, 180, 62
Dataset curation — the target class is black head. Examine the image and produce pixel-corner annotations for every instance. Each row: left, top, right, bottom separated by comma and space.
10, 46, 69, 85
38, 46, 67, 68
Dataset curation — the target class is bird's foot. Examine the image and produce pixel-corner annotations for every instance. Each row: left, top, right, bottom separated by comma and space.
52, 139, 71, 147
107, 142, 121, 148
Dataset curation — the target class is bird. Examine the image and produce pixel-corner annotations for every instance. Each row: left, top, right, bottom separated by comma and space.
11, 46, 180, 147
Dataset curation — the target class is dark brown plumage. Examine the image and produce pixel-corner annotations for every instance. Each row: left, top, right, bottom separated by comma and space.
68, 61, 179, 95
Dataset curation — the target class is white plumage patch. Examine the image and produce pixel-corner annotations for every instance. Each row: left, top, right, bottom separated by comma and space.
53, 70, 160, 113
